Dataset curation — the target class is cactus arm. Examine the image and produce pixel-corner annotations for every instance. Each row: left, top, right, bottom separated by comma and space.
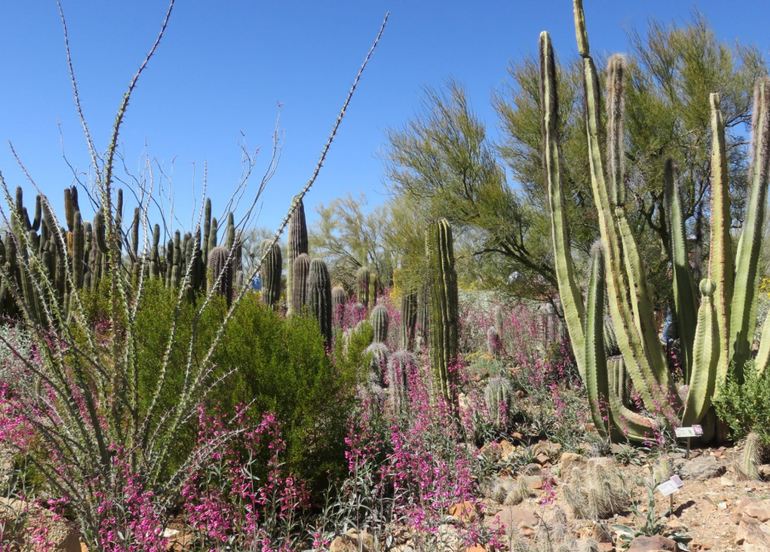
708, 94, 734, 392
754, 315, 770, 375
664, 160, 698, 376
682, 279, 719, 425
584, 242, 610, 437
539, 31, 586, 381
606, 357, 659, 443
730, 79, 770, 379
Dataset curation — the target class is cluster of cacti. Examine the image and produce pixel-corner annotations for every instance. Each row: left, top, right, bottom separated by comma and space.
0, 185, 251, 321
428, 218, 459, 405
291, 253, 311, 313
541, 0, 770, 441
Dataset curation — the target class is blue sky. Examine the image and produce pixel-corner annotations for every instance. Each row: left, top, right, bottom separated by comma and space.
1, 1, 769, 235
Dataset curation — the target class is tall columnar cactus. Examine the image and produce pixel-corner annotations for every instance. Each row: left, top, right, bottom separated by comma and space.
417, 282, 430, 349
371, 304, 389, 344
287, 197, 308, 315
487, 326, 502, 357
541, 1, 770, 442
291, 253, 310, 314
260, 240, 282, 308
332, 285, 347, 328
428, 218, 458, 405
72, 211, 85, 289
356, 266, 371, 309
203, 198, 212, 263
307, 258, 332, 347
400, 290, 417, 350
208, 246, 233, 305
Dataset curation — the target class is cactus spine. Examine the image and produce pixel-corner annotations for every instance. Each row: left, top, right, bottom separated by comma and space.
307, 259, 332, 347
371, 304, 389, 344
260, 240, 282, 308
428, 218, 458, 405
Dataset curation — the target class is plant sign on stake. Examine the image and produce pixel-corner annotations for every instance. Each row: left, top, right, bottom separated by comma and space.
675, 425, 703, 458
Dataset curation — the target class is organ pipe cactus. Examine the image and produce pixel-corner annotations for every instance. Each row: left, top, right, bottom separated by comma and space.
370, 304, 389, 344
541, 0, 770, 441
291, 253, 310, 314
307, 258, 332, 347
260, 240, 282, 308
428, 218, 458, 405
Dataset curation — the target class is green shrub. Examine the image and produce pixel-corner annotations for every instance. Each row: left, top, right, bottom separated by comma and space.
126, 280, 362, 498
713, 361, 770, 445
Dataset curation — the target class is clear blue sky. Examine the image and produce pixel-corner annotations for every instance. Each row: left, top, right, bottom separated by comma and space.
1, 1, 769, 235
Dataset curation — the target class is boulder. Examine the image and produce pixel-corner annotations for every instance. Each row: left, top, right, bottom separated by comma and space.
678, 455, 725, 481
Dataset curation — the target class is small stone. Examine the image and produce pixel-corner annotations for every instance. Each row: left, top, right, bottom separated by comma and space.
626, 535, 678, 551
449, 501, 478, 523
741, 499, 770, 522
519, 525, 535, 538
719, 476, 734, 487
535, 452, 550, 465
679, 455, 725, 481
523, 463, 542, 475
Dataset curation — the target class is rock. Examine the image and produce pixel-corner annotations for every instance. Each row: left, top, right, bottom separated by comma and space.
499, 440, 516, 460
626, 535, 678, 551
535, 452, 551, 465
465, 545, 487, 552
741, 499, 770, 523
523, 463, 542, 475
679, 455, 725, 481
735, 516, 770, 549
484, 504, 538, 536
329, 529, 375, 552
533, 440, 562, 461
436, 523, 465, 551
449, 501, 478, 523
0, 497, 80, 551
758, 464, 770, 480
478, 442, 502, 463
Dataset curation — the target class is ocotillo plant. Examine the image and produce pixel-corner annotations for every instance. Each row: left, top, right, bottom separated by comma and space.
356, 266, 371, 309
371, 304, 389, 344
291, 253, 311, 314
307, 258, 332, 347
260, 239, 282, 308
287, 196, 308, 315
428, 218, 458, 406
541, 0, 770, 440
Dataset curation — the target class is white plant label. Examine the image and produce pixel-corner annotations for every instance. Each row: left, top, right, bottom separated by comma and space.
675, 425, 703, 438
670, 474, 683, 488
656, 479, 680, 497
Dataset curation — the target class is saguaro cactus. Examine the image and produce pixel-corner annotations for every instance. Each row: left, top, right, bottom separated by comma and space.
428, 218, 458, 405
307, 258, 332, 347
400, 290, 417, 350
291, 253, 310, 314
287, 197, 308, 314
208, 246, 233, 305
356, 266, 371, 309
332, 285, 347, 328
371, 304, 389, 344
260, 240, 282, 308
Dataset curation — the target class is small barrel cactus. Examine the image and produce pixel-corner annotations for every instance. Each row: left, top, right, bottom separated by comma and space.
484, 375, 513, 431
307, 259, 332, 347
364, 342, 390, 387
291, 253, 311, 314
371, 304, 389, 344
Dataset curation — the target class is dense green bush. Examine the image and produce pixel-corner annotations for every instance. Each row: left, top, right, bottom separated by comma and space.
128, 280, 364, 499
713, 361, 770, 445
